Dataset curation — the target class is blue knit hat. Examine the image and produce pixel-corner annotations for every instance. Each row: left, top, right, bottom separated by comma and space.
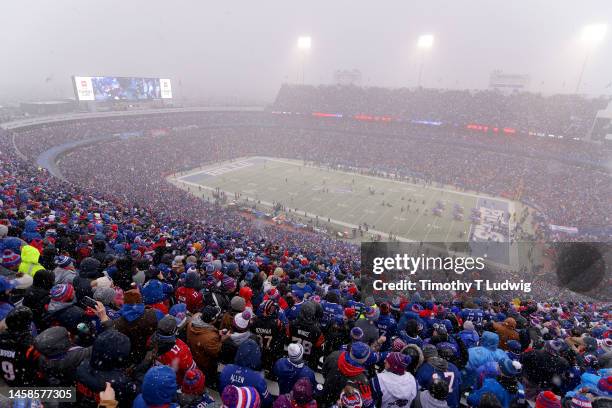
141, 279, 164, 305
348, 342, 371, 366
499, 358, 522, 376
141, 365, 177, 405
1, 250, 20, 268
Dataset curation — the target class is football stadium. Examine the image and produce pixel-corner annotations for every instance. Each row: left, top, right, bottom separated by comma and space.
0, 2, 611, 408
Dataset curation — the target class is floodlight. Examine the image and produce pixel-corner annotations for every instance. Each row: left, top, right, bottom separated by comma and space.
581, 24, 607, 44
297, 36, 312, 50
417, 34, 434, 49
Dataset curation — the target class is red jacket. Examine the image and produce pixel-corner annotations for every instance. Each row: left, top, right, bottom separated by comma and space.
175, 286, 203, 313
157, 338, 196, 385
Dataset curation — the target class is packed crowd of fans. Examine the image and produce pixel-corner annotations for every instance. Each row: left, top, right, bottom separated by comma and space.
0, 106, 610, 407
273, 85, 611, 140
38, 115, 610, 239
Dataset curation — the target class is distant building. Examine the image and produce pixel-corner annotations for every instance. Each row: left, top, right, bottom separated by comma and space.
333, 69, 362, 86
489, 70, 530, 92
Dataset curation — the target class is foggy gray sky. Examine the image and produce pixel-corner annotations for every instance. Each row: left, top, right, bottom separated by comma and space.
1, 0, 612, 104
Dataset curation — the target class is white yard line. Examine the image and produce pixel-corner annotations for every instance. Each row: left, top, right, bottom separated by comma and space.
170, 178, 415, 242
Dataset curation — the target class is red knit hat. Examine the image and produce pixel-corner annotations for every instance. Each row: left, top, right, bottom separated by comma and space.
181, 368, 205, 395
536, 391, 561, 408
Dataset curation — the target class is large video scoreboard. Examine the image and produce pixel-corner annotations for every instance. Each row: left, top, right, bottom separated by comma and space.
73, 76, 172, 101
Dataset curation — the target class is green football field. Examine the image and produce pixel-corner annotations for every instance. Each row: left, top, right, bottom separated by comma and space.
170, 157, 516, 244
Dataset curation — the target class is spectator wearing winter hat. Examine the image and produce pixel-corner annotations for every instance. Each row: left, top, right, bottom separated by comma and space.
321, 342, 374, 407
94, 286, 120, 320
273, 377, 317, 408
34, 326, 91, 387
467, 359, 525, 408
460, 320, 480, 349
221, 385, 261, 408
141, 278, 173, 318
168, 303, 190, 342
151, 315, 196, 386
175, 271, 203, 314
220, 295, 246, 331
535, 391, 562, 408
100, 288, 157, 366
1, 249, 21, 274
187, 305, 224, 387
354, 306, 381, 347
373, 352, 417, 408
52, 255, 77, 285
72, 256, 102, 302
21, 268, 54, 329
74, 329, 138, 407
178, 368, 215, 408
0, 306, 37, 387
220, 310, 256, 364
219, 339, 273, 407
334, 385, 364, 408
44, 283, 85, 334
133, 365, 178, 408
273, 343, 317, 395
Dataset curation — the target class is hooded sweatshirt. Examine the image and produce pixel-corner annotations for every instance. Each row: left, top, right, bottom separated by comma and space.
376, 370, 418, 408
18, 245, 45, 277
219, 339, 273, 407
414, 390, 449, 408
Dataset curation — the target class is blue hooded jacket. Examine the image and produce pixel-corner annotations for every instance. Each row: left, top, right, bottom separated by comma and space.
467, 378, 525, 408
22, 220, 42, 242
219, 339, 273, 407
464, 331, 508, 387
272, 357, 316, 395
459, 329, 480, 349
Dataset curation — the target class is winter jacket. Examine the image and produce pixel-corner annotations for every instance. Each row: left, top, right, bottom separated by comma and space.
112, 304, 158, 366
413, 390, 449, 408
465, 331, 508, 387
22, 269, 54, 329
0, 330, 37, 387
219, 339, 273, 407
34, 327, 91, 387
186, 317, 222, 380
18, 245, 45, 277
75, 330, 138, 408
321, 350, 374, 408
73, 257, 102, 301
492, 318, 519, 350
53, 266, 77, 285
374, 370, 417, 408
44, 301, 86, 334
467, 378, 525, 408
22, 220, 42, 243
272, 357, 317, 395
459, 329, 479, 349
220, 331, 258, 364
175, 286, 203, 314
416, 358, 462, 408
156, 338, 196, 385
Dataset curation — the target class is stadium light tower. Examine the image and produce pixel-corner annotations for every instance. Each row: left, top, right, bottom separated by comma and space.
575, 24, 607, 93
417, 34, 434, 87
297, 36, 312, 84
